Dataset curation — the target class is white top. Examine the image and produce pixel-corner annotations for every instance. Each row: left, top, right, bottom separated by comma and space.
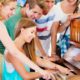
48, 2, 70, 35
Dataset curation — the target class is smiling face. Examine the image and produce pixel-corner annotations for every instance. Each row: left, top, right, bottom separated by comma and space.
1, 1, 16, 19
26, 4, 43, 20
21, 27, 36, 43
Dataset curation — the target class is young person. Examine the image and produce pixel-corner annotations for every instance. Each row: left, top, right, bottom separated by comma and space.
50, 0, 79, 57
0, 0, 16, 21
0, 0, 17, 77
2, 18, 70, 80
26, 1, 58, 59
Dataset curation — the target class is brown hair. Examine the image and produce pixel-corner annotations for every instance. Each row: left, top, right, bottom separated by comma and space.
15, 18, 36, 62
36, 0, 49, 15
74, 0, 79, 13
27, 0, 47, 11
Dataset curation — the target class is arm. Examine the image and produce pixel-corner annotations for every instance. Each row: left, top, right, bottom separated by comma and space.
36, 56, 56, 69
0, 22, 49, 74
36, 56, 70, 74
58, 13, 80, 32
6, 53, 42, 80
50, 21, 60, 55
70, 13, 80, 19
35, 32, 48, 57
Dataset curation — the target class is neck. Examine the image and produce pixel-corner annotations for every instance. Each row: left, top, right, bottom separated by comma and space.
63, 0, 77, 7
61, 0, 77, 13
14, 35, 25, 50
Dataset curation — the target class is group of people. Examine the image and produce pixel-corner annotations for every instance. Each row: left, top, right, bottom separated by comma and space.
0, 0, 80, 80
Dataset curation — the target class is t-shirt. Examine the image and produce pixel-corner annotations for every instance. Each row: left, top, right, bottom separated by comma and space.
35, 6, 56, 56
0, 7, 22, 54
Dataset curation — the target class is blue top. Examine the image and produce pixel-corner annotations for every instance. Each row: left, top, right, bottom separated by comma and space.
2, 60, 30, 80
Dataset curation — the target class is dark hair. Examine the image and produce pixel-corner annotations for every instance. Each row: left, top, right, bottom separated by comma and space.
27, 0, 47, 10
15, 18, 36, 62
74, 0, 79, 13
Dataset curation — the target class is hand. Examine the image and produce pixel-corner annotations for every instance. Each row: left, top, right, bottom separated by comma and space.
70, 13, 80, 19
56, 65, 70, 74
73, 54, 80, 61
51, 54, 60, 62
42, 70, 56, 80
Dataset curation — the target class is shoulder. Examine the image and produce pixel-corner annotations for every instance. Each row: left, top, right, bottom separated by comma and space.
0, 21, 5, 28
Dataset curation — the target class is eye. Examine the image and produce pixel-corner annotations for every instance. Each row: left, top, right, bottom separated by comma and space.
52, 1, 55, 3
33, 11, 38, 13
10, 7, 15, 10
46, 1, 49, 3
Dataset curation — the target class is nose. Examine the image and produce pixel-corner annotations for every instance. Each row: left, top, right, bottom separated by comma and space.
9, 10, 15, 17
48, 3, 53, 8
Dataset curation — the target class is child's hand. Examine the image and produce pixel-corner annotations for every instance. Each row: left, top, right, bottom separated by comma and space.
42, 70, 56, 80
73, 54, 80, 61
56, 65, 70, 74
51, 54, 60, 62
70, 13, 80, 19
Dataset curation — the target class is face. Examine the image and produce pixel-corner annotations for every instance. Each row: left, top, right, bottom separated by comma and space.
2, 1, 16, 19
67, 0, 78, 5
27, 5, 43, 20
21, 27, 36, 43
44, 0, 55, 9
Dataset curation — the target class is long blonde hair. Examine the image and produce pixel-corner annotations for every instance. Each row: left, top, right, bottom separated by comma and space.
15, 18, 36, 62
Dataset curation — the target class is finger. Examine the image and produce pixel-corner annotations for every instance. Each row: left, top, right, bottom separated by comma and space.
50, 74, 56, 80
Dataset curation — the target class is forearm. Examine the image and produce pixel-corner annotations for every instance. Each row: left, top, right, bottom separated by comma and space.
36, 56, 56, 69
24, 72, 42, 80
71, 13, 80, 19
51, 22, 59, 55
35, 36, 47, 57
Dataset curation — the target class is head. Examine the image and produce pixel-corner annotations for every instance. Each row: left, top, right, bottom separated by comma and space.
26, 2, 45, 19
44, 0, 55, 10
0, 0, 16, 20
15, 18, 36, 62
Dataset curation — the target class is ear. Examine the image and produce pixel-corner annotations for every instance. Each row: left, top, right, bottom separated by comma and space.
21, 28, 25, 33
26, 3, 30, 11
